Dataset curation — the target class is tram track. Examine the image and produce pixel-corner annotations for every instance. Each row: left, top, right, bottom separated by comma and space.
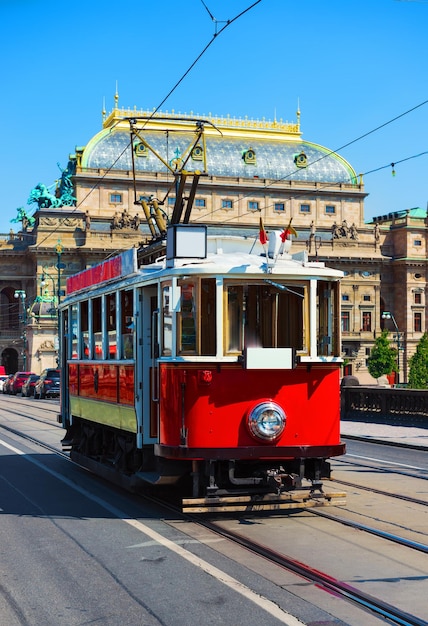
2, 406, 428, 625
0, 419, 69, 460
331, 476, 428, 508
194, 517, 427, 626
0, 396, 61, 428
335, 455, 428, 482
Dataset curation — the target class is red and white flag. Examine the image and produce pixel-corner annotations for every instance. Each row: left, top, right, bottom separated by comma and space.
259, 217, 268, 245
280, 218, 297, 242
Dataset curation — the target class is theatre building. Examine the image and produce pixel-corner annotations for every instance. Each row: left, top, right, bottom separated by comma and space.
0, 101, 426, 382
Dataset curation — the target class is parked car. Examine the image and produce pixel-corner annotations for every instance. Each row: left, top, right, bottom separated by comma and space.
0, 375, 9, 392
2, 374, 14, 394
21, 374, 40, 397
34, 368, 61, 399
10, 371, 35, 395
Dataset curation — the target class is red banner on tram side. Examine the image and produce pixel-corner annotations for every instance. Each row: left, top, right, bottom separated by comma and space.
66, 248, 137, 294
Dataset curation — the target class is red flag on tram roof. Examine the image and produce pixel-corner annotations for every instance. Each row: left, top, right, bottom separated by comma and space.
280, 218, 298, 242
259, 217, 268, 245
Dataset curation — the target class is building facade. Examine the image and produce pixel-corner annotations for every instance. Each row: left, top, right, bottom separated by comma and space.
0, 103, 426, 382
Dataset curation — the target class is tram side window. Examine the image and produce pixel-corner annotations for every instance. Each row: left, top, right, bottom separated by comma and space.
317, 281, 340, 356
276, 287, 306, 351
178, 281, 197, 354
63, 308, 69, 362
107, 293, 117, 359
200, 278, 216, 355
226, 286, 243, 353
162, 283, 172, 356
80, 300, 89, 359
225, 282, 306, 354
71, 304, 78, 358
121, 290, 134, 359
175, 278, 216, 356
93, 297, 103, 359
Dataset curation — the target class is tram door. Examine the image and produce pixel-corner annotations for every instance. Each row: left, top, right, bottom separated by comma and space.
136, 287, 159, 447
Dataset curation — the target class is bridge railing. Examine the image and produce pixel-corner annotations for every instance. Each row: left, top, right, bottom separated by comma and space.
340, 386, 428, 426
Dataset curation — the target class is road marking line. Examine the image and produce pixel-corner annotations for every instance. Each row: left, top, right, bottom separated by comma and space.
347, 453, 426, 470
0, 438, 304, 625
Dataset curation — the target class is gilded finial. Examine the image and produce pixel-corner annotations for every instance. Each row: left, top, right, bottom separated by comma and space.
114, 81, 119, 109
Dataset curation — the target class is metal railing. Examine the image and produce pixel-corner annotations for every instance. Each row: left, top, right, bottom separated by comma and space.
341, 385, 428, 426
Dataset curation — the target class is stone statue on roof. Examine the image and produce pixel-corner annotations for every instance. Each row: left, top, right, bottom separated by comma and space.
28, 183, 62, 209
11, 207, 36, 231
27, 161, 77, 210
56, 161, 77, 206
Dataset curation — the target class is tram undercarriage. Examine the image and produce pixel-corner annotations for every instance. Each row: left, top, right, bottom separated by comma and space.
62, 419, 346, 513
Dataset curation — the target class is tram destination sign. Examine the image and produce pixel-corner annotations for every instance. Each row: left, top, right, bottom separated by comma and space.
66, 248, 137, 295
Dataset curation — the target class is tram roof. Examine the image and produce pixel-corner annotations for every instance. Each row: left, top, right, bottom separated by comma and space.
63, 234, 342, 303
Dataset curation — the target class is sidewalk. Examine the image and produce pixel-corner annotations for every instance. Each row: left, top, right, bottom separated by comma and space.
341, 420, 428, 449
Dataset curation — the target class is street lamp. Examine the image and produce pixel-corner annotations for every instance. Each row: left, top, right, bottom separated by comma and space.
381, 311, 400, 385
40, 271, 58, 318
14, 289, 27, 370
40, 271, 56, 299
55, 239, 64, 305
55, 240, 64, 365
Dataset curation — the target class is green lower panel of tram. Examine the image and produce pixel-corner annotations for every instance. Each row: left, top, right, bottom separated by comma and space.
70, 396, 137, 433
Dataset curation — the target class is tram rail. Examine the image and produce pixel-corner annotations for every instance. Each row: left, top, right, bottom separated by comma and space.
1, 407, 427, 626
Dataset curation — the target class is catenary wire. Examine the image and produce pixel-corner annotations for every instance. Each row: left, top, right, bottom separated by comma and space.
193, 148, 428, 226
27, 1, 263, 251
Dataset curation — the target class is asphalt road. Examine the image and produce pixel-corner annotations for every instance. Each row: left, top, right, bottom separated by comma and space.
0, 424, 335, 626
1, 397, 426, 626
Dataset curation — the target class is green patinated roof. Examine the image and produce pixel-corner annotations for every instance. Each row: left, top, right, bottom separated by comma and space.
367, 207, 428, 224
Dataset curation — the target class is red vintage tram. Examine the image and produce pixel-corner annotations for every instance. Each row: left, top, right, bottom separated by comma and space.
59, 224, 346, 512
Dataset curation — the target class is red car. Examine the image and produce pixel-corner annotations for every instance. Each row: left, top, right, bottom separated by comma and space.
10, 371, 36, 395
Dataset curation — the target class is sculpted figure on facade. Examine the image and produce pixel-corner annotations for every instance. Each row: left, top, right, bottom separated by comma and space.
374, 222, 380, 243
331, 222, 341, 239
341, 220, 350, 238
132, 213, 141, 230
111, 212, 121, 230
350, 222, 358, 240
121, 208, 131, 228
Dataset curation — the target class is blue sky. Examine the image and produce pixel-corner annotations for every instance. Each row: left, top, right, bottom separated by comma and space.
1, 0, 427, 234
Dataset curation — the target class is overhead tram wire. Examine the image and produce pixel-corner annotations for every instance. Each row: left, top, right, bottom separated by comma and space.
28, 1, 263, 251
194, 148, 428, 228
24, 11, 425, 247
147, 1, 263, 123
192, 98, 428, 225
21, 100, 427, 247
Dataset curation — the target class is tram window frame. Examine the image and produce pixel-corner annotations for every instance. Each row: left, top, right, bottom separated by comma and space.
161, 282, 172, 356
106, 292, 117, 359
80, 300, 89, 359
177, 279, 198, 355
200, 278, 216, 356
121, 290, 134, 360
71, 303, 79, 359
92, 296, 103, 359
317, 280, 340, 356
223, 280, 308, 355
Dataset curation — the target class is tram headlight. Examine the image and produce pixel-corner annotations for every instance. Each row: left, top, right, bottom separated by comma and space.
247, 402, 286, 441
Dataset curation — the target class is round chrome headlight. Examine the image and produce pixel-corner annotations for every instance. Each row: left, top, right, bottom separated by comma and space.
247, 401, 286, 441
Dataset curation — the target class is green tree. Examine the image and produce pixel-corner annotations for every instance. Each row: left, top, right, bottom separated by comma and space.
367, 329, 397, 380
408, 332, 428, 389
